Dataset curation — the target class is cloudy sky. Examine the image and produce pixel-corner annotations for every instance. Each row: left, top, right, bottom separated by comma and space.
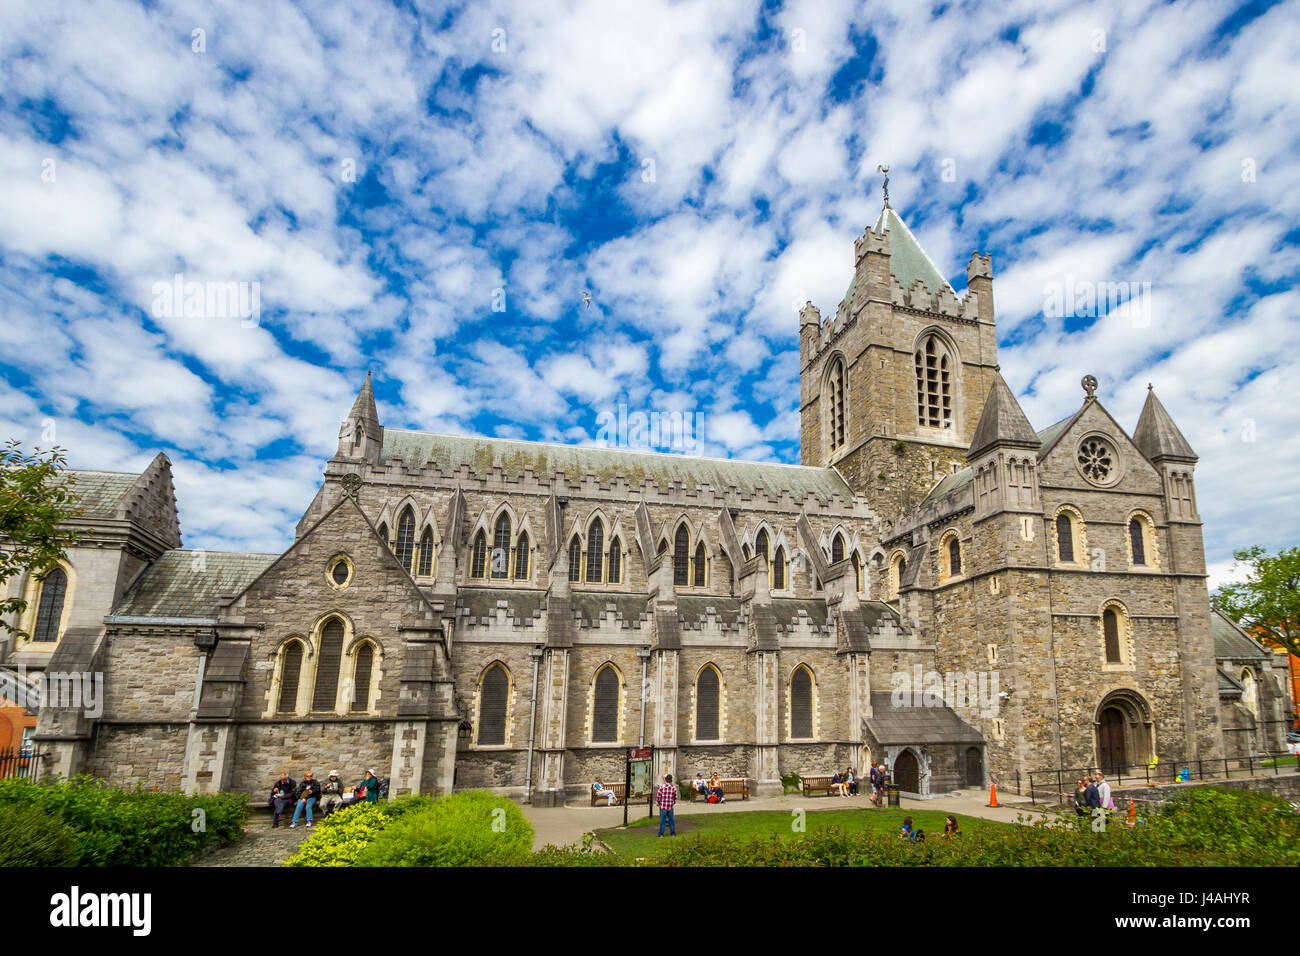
1, 0, 1296, 587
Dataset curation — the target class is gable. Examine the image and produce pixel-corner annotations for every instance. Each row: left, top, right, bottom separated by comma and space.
1035, 400, 1163, 496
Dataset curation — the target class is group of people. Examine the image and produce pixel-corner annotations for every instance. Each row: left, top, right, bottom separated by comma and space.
268, 769, 386, 828
689, 772, 730, 803
899, 815, 961, 843
1073, 771, 1116, 816
831, 762, 892, 807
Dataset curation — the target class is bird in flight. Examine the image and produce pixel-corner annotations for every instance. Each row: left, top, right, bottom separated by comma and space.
581, 291, 592, 309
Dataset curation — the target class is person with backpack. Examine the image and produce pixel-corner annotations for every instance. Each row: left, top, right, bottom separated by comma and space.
290, 770, 322, 829
269, 772, 296, 828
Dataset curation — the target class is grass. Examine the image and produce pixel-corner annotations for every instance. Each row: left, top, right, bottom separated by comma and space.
594, 805, 1005, 860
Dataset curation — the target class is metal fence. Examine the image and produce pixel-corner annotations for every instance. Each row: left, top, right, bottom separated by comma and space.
0, 747, 46, 781
1026, 752, 1299, 805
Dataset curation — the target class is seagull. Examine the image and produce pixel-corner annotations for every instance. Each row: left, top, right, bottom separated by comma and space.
581, 291, 592, 309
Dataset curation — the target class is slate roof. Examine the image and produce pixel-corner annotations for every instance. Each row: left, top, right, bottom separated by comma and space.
845, 206, 956, 306
920, 467, 974, 508
111, 550, 279, 621
56, 470, 139, 519
1211, 608, 1269, 661
863, 692, 984, 744
1133, 389, 1197, 462
1035, 415, 1076, 456
968, 374, 1040, 458
381, 430, 855, 503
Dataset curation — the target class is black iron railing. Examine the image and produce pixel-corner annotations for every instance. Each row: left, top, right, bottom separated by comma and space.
1026, 752, 1299, 805
0, 747, 46, 781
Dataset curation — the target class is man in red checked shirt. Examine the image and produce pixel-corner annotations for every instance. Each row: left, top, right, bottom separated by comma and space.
656, 773, 678, 838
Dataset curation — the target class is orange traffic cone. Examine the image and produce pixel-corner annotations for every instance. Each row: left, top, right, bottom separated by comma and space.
986, 783, 999, 807
1127, 801, 1137, 828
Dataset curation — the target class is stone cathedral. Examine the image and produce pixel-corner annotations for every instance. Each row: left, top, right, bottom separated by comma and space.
6, 201, 1290, 803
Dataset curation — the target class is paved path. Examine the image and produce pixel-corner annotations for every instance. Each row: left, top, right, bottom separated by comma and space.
191, 818, 313, 867
521, 789, 1043, 851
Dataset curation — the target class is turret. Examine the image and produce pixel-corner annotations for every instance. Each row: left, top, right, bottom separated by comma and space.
336, 372, 384, 467
967, 373, 1041, 518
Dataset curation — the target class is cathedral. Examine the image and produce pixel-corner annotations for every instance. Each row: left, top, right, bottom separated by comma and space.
4, 201, 1291, 803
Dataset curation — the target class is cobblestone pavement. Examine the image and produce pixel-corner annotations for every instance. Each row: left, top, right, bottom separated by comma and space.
191, 816, 314, 867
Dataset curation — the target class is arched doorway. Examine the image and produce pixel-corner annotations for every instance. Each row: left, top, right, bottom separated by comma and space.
1097, 707, 1127, 771
894, 749, 920, 794
964, 747, 983, 788
1094, 690, 1153, 773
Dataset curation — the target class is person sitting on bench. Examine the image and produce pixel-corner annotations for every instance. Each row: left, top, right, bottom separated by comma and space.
592, 779, 617, 805
269, 772, 296, 828
709, 772, 726, 803
692, 773, 710, 798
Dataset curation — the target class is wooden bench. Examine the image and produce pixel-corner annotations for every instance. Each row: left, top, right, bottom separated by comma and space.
801, 775, 846, 797
590, 783, 626, 806
687, 778, 749, 801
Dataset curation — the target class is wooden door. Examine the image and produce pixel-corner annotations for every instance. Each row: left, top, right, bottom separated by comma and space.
1097, 707, 1127, 771
894, 749, 920, 793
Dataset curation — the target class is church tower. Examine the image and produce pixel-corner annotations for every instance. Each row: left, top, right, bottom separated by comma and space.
799, 193, 1000, 516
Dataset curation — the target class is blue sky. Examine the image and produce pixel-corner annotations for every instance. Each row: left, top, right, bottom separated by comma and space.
1, 0, 1297, 587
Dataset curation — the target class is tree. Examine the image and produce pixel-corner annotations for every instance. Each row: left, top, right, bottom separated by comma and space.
1215, 545, 1300, 658
0, 441, 86, 641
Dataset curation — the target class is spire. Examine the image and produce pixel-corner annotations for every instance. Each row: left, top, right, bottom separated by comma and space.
348, 371, 380, 431
968, 373, 1040, 460
337, 371, 384, 465
1133, 388, 1197, 462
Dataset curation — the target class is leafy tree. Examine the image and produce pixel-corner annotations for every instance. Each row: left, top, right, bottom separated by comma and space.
0, 441, 86, 640
1215, 545, 1300, 657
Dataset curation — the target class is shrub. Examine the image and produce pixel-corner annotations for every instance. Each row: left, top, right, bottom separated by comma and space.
353, 791, 533, 867
284, 801, 394, 867
0, 803, 82, 866
0, 776, 246, 867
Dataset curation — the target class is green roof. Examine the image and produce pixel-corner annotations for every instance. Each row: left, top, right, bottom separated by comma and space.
111, 550, 279, 620
58, 470, 139, 519
920, 466, 973, 507
1036, 415, 1076, 456
1211, 609, 1269, 660
846, 206, 955, 306
381, 430, 855, 503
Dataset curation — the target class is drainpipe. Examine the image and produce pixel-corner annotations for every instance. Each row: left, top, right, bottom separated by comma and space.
637, 646, 652, 746
524, 646, 543, 803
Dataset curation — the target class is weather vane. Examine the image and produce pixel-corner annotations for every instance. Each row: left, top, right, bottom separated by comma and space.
876, 164, 890, 208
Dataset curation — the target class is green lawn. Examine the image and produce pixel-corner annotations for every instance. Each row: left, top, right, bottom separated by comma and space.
594, 806, 1006, 860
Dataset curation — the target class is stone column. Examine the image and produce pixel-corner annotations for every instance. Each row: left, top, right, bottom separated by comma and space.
536, 646, 570, 806
751, 648, 781, 795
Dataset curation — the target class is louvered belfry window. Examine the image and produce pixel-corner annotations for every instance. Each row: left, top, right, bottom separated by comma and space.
696, 666, 720, 740
277, 641, 303, 713
586, 519, 604, 582
395, 508, 416, 572
607, 537, 621, 584
514, 532, 530, 579
32, 567, 68, 642
592, 666, 619, 742
1056, 514, 1075, 563
828, 357, 847, 451
312, 618, 345, 711
492, 514, 511, 579
915, 335, 952, 428
673, 525, 690, 587
790, 667, 813, 738
478, 664, 508, 745
418, 528, 434, 576
351, 643, 373, 711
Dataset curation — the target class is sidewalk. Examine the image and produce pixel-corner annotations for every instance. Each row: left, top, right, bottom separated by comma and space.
520, 788, 1041, 850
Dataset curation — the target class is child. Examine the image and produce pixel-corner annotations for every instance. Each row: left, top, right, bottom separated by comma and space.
900, 816, 915, 841
943, 815, 959, 837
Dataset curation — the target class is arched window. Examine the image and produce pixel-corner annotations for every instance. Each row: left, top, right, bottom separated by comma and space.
277, 641, 304, 713
673, 525, 690, 587
742, 543, 751, 560
477, 664, 509, 746
312, 618, 345, 711
940, 531, 962, 581
568, 535, 582, 582
914, 333, 953, 428
492, 513, 512, 579
377, 522, 389, 547
831, 533, 845, 564
395, 508, 416, 572
693, 542, 706, 588
826, 356, 847, 453
351, 642, 374, 712
471, 530, 487, 578
1129, 518, 1147, 566
889, 552, 907, 599
948, 536, 962, 576
417, 527, 434, 576
591, 665, 620, 743
773, 546, 786, 590
586, 518, 604, 583
790, 666, 814, 739
696, 665, 720, 741
607, 537, 621, 584
1056, 513, 1075, 563
514, 532, 530, 579
755, 529, 769, 565
32, 567, 68, 642
852, 552, 863, 592
1103, 607, 1122, 663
